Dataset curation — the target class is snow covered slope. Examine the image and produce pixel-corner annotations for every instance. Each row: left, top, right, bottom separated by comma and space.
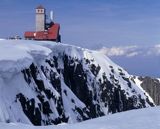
0, 40, 154, 125
0, 106, 160, 129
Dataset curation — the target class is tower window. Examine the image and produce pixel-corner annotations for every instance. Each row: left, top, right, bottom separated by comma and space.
36, 9, 44, 13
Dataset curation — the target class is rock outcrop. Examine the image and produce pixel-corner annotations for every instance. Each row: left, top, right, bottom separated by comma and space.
136, 76, 160, 105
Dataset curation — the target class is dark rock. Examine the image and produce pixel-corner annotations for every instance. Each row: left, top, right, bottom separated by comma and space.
138, 76, 160, 105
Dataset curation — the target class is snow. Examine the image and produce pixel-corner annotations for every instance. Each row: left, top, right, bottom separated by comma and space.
0, 106, 160, 129
0, 39, 155, 125
60, 76, 87, 123
0, 40, 52, 73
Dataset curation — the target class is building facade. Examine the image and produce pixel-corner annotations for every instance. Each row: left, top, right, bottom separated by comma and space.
36, 5, 46, 31
24, 5, 61, 42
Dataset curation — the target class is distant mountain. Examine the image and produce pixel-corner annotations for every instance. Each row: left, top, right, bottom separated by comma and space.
132, 76, 160, 105
0, 40, 154, 126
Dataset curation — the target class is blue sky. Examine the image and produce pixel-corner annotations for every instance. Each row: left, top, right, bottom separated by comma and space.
1, 0, 160, 49
99, 45, 160, 77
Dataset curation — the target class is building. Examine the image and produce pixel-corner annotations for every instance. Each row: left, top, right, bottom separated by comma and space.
36, 5, 45, 32
24, 5, 61, 42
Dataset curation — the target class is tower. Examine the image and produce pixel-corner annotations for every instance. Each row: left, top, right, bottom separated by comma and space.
36, 5, 46, 31
25, 5, 61, 42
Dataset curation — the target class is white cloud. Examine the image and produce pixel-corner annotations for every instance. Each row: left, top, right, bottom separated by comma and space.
127, 52, 139, 57
154, 44, 160, 55
146, 44, 160, 56
98, 46, 139, 57
98, 44, 160, 58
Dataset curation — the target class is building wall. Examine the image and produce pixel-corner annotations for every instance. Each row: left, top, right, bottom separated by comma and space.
36, 9, 45, 31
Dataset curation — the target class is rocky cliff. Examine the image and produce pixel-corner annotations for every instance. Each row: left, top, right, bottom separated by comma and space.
132, 76, 160, 105
0, 40, 154, 126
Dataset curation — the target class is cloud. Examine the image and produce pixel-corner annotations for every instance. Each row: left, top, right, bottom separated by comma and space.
127, 52, 139, 57
147, 44, 160, 56
98, 44, 160, 58
98, 46, 140, 57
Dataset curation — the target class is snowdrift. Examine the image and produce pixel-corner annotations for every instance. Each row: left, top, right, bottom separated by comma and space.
0, 106, 160, 129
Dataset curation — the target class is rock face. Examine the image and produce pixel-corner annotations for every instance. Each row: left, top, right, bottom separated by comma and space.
0, 40, 154, 126
134, 76, 160, 105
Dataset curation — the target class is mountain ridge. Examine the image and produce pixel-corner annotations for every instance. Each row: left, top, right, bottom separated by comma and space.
0, 40, 154, 125
132, 76, 160, 105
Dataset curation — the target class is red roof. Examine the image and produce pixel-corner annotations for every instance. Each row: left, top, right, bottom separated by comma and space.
24, 32, 35, 38
48, 23, 60, 40
35, 31, 48, 40
24, 23, 60, 41
36, 5, 45, 9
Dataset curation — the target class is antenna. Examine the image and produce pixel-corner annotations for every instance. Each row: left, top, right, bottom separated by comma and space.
50, 11, 54, 22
